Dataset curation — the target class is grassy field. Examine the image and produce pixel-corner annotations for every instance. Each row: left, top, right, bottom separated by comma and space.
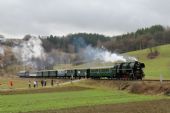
0, 77, 30, 89
0, 86, 166, 113
0, 78, 170, 113
0, 77, 69, 90
127, 44, 170, 80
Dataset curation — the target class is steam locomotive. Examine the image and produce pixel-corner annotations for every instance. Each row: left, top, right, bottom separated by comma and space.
17, 61, 145, 80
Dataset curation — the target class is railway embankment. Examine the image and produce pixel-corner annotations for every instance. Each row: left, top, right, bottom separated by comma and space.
80, 79, 170, 96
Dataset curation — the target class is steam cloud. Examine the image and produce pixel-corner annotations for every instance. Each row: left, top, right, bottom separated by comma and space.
73, 37, 137, 63
12, 36, 72, 69
12, 36, 137, 70
12, 36, 46, 69
82, 45, 137, 63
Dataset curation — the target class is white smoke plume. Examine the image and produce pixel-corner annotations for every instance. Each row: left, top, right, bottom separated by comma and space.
12, 36, 46, 69
12, 36, 137, 69
82, 45, 137, 63
12, 36, 73, 69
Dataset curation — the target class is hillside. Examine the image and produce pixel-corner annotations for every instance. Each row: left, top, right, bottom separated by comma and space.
54, 44, 170, 80
127, 44, 170, 80
42, 25, 169, 54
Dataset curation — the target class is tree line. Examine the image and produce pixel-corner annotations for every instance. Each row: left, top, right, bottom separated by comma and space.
41, 33, 111, 53
41, 25, 170, 54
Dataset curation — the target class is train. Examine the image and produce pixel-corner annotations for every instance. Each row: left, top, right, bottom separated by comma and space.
17, 61, 145, 80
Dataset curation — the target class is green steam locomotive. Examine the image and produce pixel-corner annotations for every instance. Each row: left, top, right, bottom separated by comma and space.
18, 61, 145, 80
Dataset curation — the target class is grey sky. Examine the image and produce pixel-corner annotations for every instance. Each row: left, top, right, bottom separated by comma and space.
0, 0, 170, 38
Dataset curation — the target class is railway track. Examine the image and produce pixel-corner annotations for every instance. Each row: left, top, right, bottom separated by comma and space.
91, 78, 170, 82
143, 79, 170, 82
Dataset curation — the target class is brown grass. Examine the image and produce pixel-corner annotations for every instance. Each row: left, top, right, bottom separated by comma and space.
25, 99, 170, 113
0, 76, 70, 89
130, 81, 170, 95
79, 79, 170, 95
0, 86, 92, 95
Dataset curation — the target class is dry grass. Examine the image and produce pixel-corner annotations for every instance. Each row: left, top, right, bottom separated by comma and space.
130, 81, 170, 95
77, 79, 170, 95
1, 78, 170, 95
0, 86, 92, 95
26, 99, 170, 113
0, 76, 69, 89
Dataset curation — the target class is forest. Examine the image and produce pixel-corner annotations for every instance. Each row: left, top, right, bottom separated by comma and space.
41, 25, 170, 54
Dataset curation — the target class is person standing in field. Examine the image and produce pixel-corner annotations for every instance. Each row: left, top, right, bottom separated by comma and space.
28, 80, 31, 88
33, 80, 36, 88
41, 80, 44, 87
51, 79, 54, 86
44, 80, 47, 86
9, 81, 13, 89
36, 80, 38, 87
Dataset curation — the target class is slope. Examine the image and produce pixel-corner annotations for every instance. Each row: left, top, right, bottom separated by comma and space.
127, 44, 170, 80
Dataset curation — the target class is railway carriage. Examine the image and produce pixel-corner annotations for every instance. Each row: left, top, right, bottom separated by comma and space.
29, 71, 38, 77
66, 70, 75, 78
17, 71, 29, 77
75, 68, 88, 78
57, 70, 66, 78
37, 71, 43, 77
48, 70, 57, 77
89, 67, 114, 79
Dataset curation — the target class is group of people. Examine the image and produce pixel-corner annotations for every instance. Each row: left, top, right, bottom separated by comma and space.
28, 79, 54, 88
40, 79, 47, 87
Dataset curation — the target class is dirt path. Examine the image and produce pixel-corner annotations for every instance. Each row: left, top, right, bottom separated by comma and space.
57, 79, 85, 86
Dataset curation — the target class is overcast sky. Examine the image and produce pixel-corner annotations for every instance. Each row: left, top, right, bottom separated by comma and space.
0, 0, 170, 38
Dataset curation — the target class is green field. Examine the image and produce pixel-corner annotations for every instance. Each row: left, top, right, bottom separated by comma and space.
127, 44, 170, 79
0, 87, 165, 113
